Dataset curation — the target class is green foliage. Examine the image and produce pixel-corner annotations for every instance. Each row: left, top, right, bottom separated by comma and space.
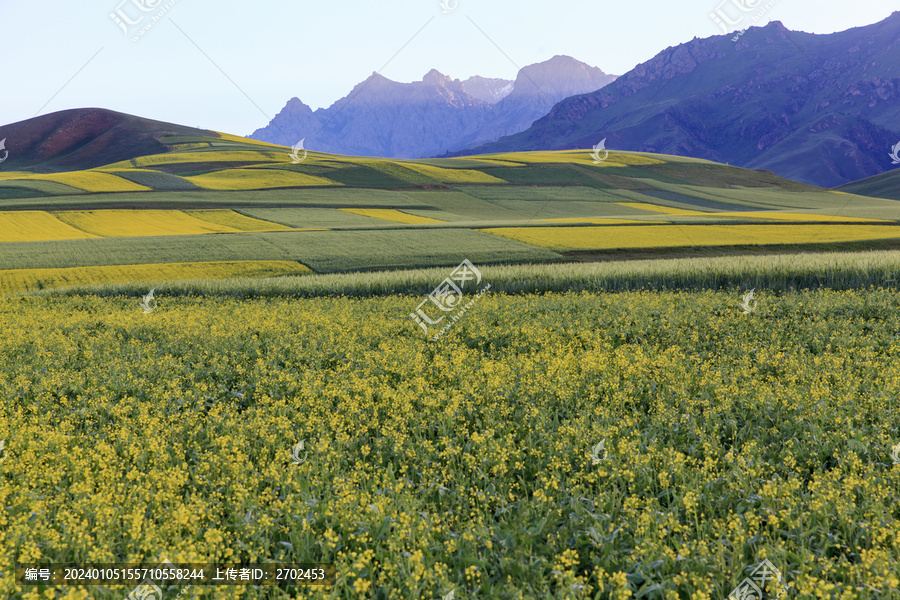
0, 180, 87, 199
479, 166, 612, 188
311, 166, 409, 188
107, 169, 201, 191
30, 249, 900, 300
0, 229, 560, 273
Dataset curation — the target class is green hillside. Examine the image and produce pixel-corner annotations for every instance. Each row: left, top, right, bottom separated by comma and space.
836, 167, 900, 200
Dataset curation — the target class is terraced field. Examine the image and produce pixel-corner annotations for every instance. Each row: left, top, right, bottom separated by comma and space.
4, 126, 900, 600
1, 130, 899, 293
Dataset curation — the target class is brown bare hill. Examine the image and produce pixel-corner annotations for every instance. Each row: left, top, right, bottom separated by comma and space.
0, 108, 216, 173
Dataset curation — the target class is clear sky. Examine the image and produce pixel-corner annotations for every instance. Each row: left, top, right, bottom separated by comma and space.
2, 0, 896, 136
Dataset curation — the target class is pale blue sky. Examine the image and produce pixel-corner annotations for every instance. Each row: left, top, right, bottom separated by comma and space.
1, 0, 896, 136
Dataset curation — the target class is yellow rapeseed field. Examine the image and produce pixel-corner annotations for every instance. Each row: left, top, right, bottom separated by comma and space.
715, 211, 890, 222
120, 150, 287, 168
480, 223, 900, 251
0, 171, 40, 180
184, 169, 339, 190
0, 211, 100, 243
0, 171, 151, 193
0, 261, 311, 294
213, 132, 286, 148
397, 163, 507, 183
52, 210, 242, 237
615, 203, 891, 222
439, 157, 525, 167
339, 209, 446, 224
355, 160, 442, 184
184, 210, 295, 232
483, 150, 667, 166
614, 202, 710, 216
2, 289, 899, 599
537, 218, 662, 225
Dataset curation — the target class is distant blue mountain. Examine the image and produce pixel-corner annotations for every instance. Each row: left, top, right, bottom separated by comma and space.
454, 13, 900, 187
250, 56, 616, 159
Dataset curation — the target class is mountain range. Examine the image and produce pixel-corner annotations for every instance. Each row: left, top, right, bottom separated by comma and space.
4, 14, 900, 190
250, 55, 616, 159
456, 13, 900, 187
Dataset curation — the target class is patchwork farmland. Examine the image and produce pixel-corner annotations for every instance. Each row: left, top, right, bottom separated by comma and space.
2, 131, 900, 294
3, 127, 900, 600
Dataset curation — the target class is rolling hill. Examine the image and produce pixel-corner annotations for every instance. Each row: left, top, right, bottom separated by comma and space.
0, 108, 218, 173
837, 166, 900, 200
2, 111, 900, 294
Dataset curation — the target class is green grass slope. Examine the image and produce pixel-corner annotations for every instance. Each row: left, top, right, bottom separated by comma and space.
836, 167, 900, 200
